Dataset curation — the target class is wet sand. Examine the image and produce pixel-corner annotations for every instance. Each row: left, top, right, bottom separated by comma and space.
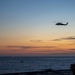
1, 69, 72, 75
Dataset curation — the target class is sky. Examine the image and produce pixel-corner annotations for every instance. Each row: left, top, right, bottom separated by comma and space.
0, 0, 75, 56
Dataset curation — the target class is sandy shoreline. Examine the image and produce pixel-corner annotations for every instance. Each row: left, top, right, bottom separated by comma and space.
1, 69, 72, 75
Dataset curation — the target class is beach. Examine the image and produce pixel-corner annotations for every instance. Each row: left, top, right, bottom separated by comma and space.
1, 69, 72, 75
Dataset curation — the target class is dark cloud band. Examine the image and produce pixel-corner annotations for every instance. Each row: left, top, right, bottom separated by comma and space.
52, 36, 75, 41
6, 46, 55, 49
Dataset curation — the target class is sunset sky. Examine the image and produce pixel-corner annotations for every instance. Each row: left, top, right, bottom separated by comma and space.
0, 0, 75, 56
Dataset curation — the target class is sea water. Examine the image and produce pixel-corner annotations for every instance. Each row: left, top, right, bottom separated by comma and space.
0, 56, 75, 74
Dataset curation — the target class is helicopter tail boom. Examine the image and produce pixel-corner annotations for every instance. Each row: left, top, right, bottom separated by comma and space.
66, 22, 68, 25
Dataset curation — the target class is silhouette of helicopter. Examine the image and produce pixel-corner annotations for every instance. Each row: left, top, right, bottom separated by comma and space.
55, 22, 68, 26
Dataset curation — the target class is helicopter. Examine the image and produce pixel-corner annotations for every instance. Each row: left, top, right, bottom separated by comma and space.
55, 22, 68, 26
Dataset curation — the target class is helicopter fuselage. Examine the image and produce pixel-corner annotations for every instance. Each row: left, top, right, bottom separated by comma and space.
56, 22, 68, 26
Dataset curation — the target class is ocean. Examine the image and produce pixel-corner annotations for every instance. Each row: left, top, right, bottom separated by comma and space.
0, 56, 75, 74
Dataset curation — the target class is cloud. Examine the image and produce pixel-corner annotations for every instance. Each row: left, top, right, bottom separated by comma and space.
62, 36, 75, 40
7, 46, 32, 49
69, 48, 75, 50
52, 36, 75, 41
30, 40, 43, 43
6, 46, 55, 49
52, 39, 61, 41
